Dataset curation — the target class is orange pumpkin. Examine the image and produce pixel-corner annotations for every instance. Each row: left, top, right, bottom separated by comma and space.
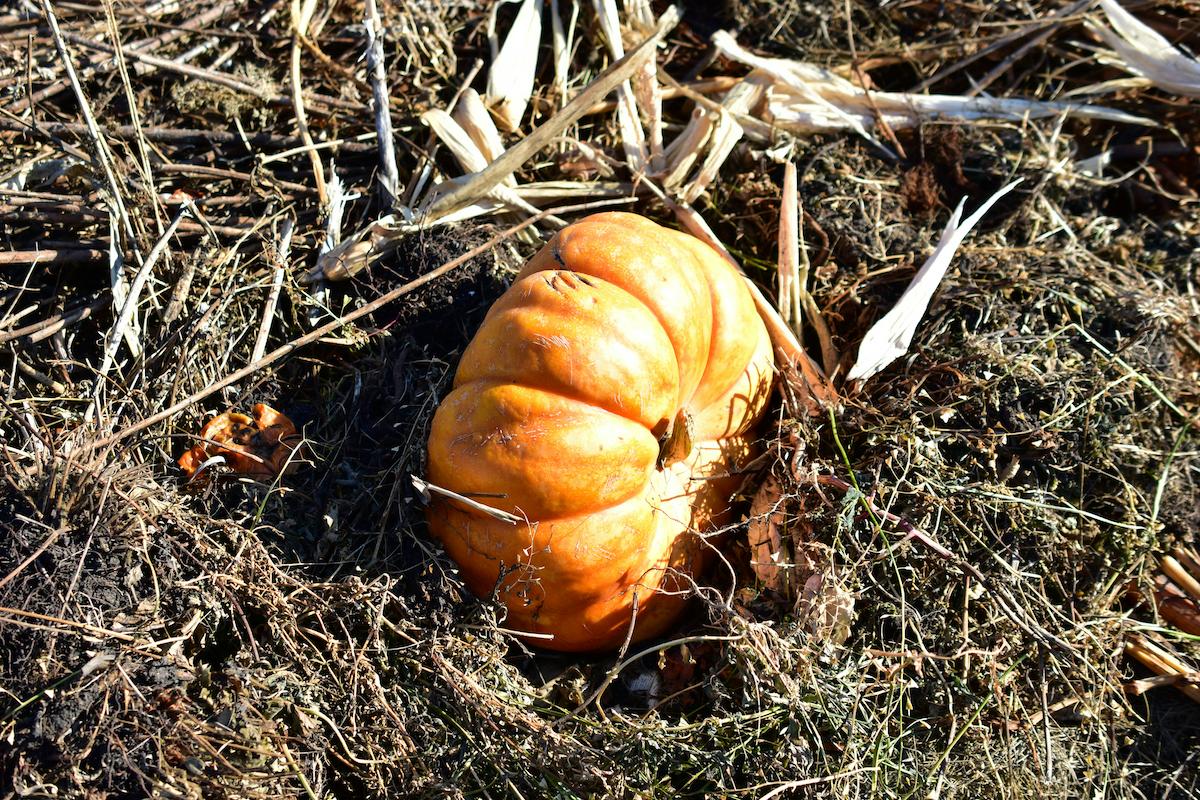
426, 212, 775, 651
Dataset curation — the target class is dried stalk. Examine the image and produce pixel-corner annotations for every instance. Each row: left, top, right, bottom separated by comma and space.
290, 0, 328, 204
591, 0, 647, 171
364, 0, 398, 206
320, 13, 678, 280
410, 476, 520, 524
548, 0, 575, 105
777, 161, 801, 326
425, 8, 676, 218
1125, 634, 1200, 704
251, 219, 294, 365
1161, 555, 1200, 606
89, 202, 193, 421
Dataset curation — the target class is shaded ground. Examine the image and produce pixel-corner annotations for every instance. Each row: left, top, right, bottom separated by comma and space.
2, 0, 1199, 798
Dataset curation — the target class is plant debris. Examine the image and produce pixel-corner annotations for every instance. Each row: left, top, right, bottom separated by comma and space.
1090, 0, 1200, 97
2, 0, 1199, 797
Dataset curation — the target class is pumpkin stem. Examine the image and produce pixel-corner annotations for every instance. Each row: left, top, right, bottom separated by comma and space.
657, 409, 694, 469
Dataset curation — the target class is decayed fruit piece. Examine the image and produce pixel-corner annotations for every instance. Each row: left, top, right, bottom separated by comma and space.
179, 403, 301, 481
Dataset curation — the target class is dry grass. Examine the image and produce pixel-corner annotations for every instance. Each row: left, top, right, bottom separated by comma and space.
2, 0, 1199, 797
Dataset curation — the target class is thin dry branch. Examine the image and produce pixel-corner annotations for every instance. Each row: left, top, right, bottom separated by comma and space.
89, 202, 193, 420
290, 0, 328, 204
251, 218, 294, 365
364, 0, 399, 205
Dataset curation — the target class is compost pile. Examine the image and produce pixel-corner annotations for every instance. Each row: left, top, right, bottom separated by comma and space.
2, 0, 1199, 797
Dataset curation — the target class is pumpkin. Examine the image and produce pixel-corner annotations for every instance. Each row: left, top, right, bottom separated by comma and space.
426, 212, 775, 651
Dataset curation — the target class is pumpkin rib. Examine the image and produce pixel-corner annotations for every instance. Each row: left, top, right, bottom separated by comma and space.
689, 321, 776, 443
663, 228, 765, 418
663, 228, 776, 443
428, 379, 659, 519
484, 378, 663, 436
519, 214, 713, 409
455, 269, 679, 431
